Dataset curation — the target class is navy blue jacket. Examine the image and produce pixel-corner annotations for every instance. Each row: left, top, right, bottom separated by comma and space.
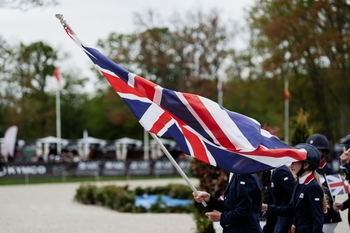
270, 165, 295, 233
340, 162, 350, 226
207, 173, 262, 233
317, 159, 342, 224
341, 162, 350, 181
267, 173, 324, 233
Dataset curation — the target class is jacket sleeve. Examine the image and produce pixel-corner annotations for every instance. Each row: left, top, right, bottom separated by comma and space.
267, 203, 294, 217
341, 163, 350, 181
342, 199, 349, 211
208, 195, 225, 212
274, 167, 295, 196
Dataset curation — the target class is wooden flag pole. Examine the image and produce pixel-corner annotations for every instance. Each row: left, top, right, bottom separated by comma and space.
149, 132, 209, 208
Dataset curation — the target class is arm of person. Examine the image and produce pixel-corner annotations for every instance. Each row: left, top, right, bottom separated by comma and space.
274, 167, 295, 195
193, 191, 224, 212
340, 150, 350, 180
334, 199, 349, 211
266, 203, 294, 216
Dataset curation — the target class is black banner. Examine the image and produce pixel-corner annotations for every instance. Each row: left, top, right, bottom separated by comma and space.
0, 159, 191, 179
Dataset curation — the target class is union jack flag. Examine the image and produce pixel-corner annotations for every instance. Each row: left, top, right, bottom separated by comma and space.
58, 19, 306, 174
326, 174, 350, 196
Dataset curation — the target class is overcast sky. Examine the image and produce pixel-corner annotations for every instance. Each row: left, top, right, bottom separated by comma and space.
0, 0, 254, 92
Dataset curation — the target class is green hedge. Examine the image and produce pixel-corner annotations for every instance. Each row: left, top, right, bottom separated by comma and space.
74, 183, 194, 214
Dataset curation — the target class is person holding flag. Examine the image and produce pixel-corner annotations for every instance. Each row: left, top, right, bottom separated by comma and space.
333, 134, 350, 227
193, 172, 263, 233
306, 134, 342, 233
262, 143, 327, 233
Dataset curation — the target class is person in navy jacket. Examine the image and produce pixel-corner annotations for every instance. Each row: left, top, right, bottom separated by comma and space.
333, 134, 350, 227
193, 173, 263, 233
270, 165, 296, 233
262, 143, 327, 233
306, 134, 342, 233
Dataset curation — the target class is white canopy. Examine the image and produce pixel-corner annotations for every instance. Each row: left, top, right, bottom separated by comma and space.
115, 137, 142, 146
150, 138, 177, 149
77, 136, 107, 145
36, 136, 69, 145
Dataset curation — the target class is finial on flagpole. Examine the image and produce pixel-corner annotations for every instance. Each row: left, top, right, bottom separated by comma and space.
55, 13, 66, 26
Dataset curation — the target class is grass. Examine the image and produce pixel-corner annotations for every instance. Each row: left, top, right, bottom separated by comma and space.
0, 175, 183, 186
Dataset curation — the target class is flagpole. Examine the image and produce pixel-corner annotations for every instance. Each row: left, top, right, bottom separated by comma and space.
56, 83, 61, 155
217, 77, 223, 106
149, 132, 209, 208
284, 78, 289, 145
143, 130, 149, 160
323, 173, 335, 202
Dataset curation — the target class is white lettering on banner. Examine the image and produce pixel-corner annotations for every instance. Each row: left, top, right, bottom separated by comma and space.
129, 161, 150, 170
154, 161, 172, 169
104, 161, 125, 170
0, 165, 46, 176
77, 162, 100, 170
178, 160, 189, 170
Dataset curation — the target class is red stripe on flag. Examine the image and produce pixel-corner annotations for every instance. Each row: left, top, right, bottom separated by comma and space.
102, 71, 142, 97
183, 93, 238, 150
329, 181, 346, 189
134, 75, 157, 100
149, 112, 172, 134
182, 126, 210, 164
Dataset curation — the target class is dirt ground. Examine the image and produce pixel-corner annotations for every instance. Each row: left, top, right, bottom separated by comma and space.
0, 178, 349, 233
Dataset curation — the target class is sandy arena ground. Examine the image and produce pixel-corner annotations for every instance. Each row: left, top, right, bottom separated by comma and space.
0, 178, 349, 233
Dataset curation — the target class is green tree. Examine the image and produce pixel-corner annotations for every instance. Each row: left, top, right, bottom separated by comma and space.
57, 69, 89, 139
290, 108, 311, 146
14, 41, 57, 138
247, 0, 350, 143
222, 23, 290, 140
93, 9, 238, 140
0, 36, 17, 135
98, 8, 236, 98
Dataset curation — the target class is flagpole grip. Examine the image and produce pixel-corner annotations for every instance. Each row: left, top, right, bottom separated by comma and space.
149, 133, 209, 208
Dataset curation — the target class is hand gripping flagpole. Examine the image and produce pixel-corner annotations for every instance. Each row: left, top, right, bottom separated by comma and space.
149, 132, 209, 209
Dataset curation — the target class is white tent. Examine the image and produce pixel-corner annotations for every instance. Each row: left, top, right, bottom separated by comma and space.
37, 136, 69, 144
76, 136, 107, 160
36, 136, 69, 160
150, 138, 177, 160
115, 137, 142, 146
77, 136, 107, 145
114, 137, 142, 160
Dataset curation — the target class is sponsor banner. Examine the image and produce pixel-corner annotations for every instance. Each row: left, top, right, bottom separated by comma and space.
101, 161, 126, 176
127, 160, 152, 176
0, 159, 191, 178
153, 160, 175, 175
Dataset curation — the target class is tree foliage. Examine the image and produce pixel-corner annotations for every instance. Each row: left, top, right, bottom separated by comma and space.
98, 9, 236, 97
2, 2, 350, 147
91, 9, 238, 140
0, 0, 58, 10
248, 0, 350, 142
0, 40, 89, 139
290, 108, 311, 146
